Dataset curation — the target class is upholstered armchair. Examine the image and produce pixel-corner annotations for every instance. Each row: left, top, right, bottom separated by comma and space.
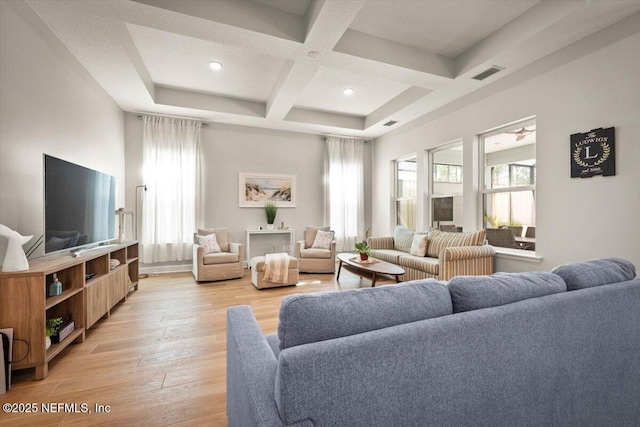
295, 226, 337, 273
192, 228, 244, 282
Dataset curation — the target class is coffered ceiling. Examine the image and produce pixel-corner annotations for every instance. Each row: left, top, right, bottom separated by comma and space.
22, 0, 640, 138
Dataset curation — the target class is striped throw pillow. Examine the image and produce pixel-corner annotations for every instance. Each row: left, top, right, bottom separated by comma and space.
393, 226, 415, 252
427, 229, 485, 258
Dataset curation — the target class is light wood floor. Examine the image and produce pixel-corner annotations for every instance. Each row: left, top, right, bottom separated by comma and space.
1, 267, 391, 426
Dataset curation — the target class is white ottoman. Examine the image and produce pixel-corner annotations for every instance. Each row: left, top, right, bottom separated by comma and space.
250, 255, 299, 289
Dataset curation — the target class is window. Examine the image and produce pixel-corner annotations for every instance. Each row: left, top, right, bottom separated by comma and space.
433, 164, 463, 183
428, 142, 463, 230
395, 156, 417, 230
480, 119, 536, 249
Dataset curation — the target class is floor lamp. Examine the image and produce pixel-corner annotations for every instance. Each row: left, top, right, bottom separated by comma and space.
135, 185, 149, 279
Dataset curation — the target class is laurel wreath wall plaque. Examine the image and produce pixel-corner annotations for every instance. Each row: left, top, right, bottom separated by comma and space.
570, 127, 615, 178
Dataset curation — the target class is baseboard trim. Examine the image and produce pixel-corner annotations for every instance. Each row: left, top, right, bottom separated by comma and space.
140, 263, 191, 274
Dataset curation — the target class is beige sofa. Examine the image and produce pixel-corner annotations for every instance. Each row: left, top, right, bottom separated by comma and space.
192, 228, 244, 282
368, 226, 495, 281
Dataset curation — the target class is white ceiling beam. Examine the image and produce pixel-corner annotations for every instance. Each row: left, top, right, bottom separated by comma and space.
131, 0, 306, 43
265, 0, 367, 120
285, 108, 364, 130
454, 0, 580, 77
119, 23, 155, 101
155, 87, 265, 118
333, 30, 455, 82
364, 86, 432, 129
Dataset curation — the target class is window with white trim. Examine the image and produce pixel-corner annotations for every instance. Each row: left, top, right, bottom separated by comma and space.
395, 156, 417, 230
480, 118, 536, 249
428, 142, 463, 230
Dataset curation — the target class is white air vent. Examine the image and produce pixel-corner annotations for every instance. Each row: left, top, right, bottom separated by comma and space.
472, 66, 504, 81
383, 120, 398, 127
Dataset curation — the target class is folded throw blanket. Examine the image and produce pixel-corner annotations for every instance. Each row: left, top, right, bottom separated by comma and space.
264, 252, 290, 284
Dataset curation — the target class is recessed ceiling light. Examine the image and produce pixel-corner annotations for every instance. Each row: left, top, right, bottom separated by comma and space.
209, 61, 223, 71
343, 87, 354, 96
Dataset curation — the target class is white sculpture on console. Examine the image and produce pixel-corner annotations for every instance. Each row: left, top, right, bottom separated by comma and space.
0, 224, 32, 272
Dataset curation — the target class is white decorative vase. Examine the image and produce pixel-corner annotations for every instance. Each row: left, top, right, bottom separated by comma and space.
45, 336, 52, 350
0, 224, 32, 272
266, 224, 274, 230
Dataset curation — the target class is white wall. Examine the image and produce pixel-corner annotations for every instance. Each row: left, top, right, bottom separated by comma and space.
0, 1, 125, 261
124, 114, 373, 268
373, 15, 640, 271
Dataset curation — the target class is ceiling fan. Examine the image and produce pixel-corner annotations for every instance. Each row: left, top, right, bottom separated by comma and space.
506, 127, 535, 141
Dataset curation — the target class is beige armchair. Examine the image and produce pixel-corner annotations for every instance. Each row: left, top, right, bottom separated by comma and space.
295, 226, 337, 273
192, 228, 244, 282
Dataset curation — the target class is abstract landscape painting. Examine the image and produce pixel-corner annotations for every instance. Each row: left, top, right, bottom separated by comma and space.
239, 173, 296, 207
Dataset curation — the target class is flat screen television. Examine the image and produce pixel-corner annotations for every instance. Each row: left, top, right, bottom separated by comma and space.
44, 154, 116, 254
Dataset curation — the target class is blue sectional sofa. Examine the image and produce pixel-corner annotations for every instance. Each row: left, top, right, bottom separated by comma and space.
226, 258, 640, 426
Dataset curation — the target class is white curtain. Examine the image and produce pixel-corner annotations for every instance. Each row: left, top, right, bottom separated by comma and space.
141, 115, 202, 263
325, 136, 365, 252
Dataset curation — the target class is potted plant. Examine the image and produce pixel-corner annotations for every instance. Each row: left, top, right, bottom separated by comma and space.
264, 201, 278, 230
45, 317, 63, 350
354, 240, 371, 261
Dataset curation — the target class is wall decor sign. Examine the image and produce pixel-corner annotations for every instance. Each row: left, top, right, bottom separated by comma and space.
570, 127, 615, 178
239, 173, 296, 207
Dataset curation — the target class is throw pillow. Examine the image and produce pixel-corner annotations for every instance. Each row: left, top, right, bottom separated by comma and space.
311, 230, 333, 250
198, 227, 229, 252
393, 225, 415, 252
409, 234, 428, 257
552, 258, 636, 291
196, 233, 221, 254
305, 226, 329, 249
427, 229, 485, 258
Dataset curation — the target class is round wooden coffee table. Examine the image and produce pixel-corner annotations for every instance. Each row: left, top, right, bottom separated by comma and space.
336, 253, 404, 287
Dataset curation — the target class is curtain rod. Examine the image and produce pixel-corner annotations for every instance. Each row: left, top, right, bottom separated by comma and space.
323, 134, 371, 143
135, 112, 209, 125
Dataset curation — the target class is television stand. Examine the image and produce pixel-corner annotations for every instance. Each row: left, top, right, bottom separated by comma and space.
0, 241, 139, 379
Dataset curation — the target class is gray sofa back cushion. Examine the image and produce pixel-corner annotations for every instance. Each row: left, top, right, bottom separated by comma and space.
552, 257, 636, 291
277, 280, 452, 350
449, 272, 567, 313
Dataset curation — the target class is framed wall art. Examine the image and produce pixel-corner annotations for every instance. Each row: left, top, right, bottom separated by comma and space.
239, 172, 296, 207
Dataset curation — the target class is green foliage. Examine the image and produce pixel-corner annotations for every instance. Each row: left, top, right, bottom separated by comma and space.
354, 240, 371, 256
46, 317, 63, 337
264, 201, 278, 224
484, 213, 500, 228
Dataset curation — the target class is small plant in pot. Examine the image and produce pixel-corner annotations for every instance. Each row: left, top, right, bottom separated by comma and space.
355, 240, 371, 261
45, 317, 63, 350
264, 201, 278, 230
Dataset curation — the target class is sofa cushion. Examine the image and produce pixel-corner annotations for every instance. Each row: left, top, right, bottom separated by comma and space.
397, 255, 439, 275
277, 280, 452, 349
369, 249, 405, 264
410, 234, 428, 256
448, 272, 567, 313
299, 248, 331, 259
393, 225, 415, 252
427, 229, 485, 258
203, 252, 239, 265
552, 258, 636, 291
304, 226, 329, 249
198, 228, 229, 252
